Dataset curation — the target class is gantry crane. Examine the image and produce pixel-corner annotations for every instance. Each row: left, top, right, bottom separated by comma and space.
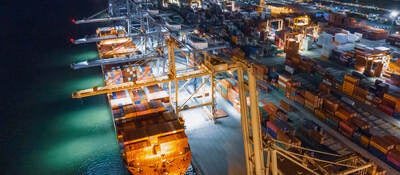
70, 1, 379, 174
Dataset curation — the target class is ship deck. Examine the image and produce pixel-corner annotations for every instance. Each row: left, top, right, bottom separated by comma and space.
116, 111, 183, 141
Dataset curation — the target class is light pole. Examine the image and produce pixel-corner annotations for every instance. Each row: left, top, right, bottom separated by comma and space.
390, 10, 399, 34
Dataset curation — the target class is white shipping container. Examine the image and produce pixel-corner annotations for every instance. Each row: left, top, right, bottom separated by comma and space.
278, 80, 286, 89
317, 33, 333, 46
354, 32, 363, 39
285, 65, 295, 74
336, 43, 355, 51
302, 37, 313, 51
334, 33, 348, 44
347, 33, 361, 43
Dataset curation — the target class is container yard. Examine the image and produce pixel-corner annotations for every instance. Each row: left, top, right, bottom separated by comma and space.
69, 0, 400, 174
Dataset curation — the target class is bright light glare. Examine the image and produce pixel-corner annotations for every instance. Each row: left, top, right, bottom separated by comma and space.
391, 11, 399, 17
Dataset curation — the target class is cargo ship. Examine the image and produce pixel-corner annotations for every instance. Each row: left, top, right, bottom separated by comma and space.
95, 26, 191, 174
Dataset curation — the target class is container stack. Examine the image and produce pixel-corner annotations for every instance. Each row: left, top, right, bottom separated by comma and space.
328, 13, 346, 27
387, 149, 400, 170
285, 54, 300, 75
303, 90, 322, 111
145, 85, 169, 103
301, 36, 313, 51
279, 100, 291, 112
115, 100, 166, 120
318, 33, 334, 59
276, 73, 290, 94
339, 121, 356, 138
298, 57, 316, 73
354, 44, 374, 70
136, 66, 154, 81
381, 92, 400, 117
105, 68, 124, 85
362, 27, 388, 40
261, 101, 279, 117
319, 82, 331, 94
342, 74, 359, 96
217, 78, 249, 112
352, 86, 368, 102
131, 88, 147, 104
265, 119, 301, 150
299, 119, 326, 145
326, 114, 341, 129
369, 135, 395, 159
294, 89, 305, 106
322, 96, 340, 116
253, 64, 267, 80
317, 33, 333, 46
227, 86, 240, 112
122, 65, 137, 82
347, 33, 361, 43
386, 34, 400, 46
274, 30, 286, 49
334, 106, 357, 121
349, 117, 370, 132
284, 38, 299, 57
217, 79, 230, 99
334, 33, 348, 44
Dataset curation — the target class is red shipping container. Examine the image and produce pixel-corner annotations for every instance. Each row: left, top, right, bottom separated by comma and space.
267, 121, 279, 134
339, 121, 355, 138
378, 104, 394, 116
387, 149, 400, 167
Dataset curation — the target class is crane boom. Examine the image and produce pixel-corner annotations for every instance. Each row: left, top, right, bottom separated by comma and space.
73, 16, 128, 24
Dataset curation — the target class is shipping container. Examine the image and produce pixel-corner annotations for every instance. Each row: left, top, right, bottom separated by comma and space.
383, 135, 400, 151
340, 96, 355, 106
279, 100, 291, 112
339, 121, 356, 138
295, 95, 305, 106
314, 108, 326, 120
323, 96, 340, 113
370, 135, 395, 157
349, 117, 370, 131
379, 103, 394, 116
387, 149, 400, 170
335, 106, 357, 121
326, 115, 340, 129
262, 101, 279, 116
353, 130, 371, 148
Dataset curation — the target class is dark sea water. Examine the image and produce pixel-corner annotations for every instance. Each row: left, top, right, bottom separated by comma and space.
1, 1, 129, 174
0, 0, 399, 174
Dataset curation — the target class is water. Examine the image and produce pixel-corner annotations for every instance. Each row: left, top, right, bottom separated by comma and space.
1, 1, 129, 174
1, 0, 398, 174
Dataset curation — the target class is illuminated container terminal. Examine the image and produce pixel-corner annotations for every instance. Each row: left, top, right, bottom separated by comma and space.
70, 0, 400, 174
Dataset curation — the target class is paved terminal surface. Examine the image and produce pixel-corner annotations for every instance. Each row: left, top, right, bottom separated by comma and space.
179, 91, 246, 175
